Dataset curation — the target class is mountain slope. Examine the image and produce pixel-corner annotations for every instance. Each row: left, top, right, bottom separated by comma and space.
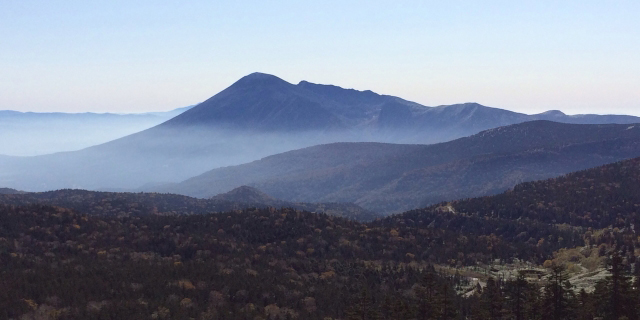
161, 74, 347, 131
1, 72, 639, 192
446, 156, 640, 229
379, 156, 640, 247
156, 121, 640, 214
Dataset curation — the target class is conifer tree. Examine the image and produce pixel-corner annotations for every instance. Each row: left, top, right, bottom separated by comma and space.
439, 283, 458, 320
524, 281, 543, 320
415, 271, 440, 320
541, 264, 575, 320
390, 296, 414, 320
346, 287, 381, 320
596, 252, 634, 320
575, 289, 594, 320
504, 272, 528, 320
483, 277, 506, 320
631, 263, 640, 320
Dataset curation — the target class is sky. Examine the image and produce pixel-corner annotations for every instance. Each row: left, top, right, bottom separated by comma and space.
1, 1, 639, 116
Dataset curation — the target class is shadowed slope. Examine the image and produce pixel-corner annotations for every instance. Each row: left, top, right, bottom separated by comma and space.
156, 121, 640, 214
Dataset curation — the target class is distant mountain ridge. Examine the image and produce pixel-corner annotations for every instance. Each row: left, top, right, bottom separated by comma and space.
0, 188, 24, 195
0, 106, 193, 156
0, 187, 379, 221
1, 72, 639, 192
154, 121, 640, 214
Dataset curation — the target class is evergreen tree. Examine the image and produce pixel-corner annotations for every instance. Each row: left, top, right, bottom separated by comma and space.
542, 264, 575, 320
390, 297, 414, 320
631, 263, 640, 320
575, 289, 594, 320
592, 280, 609, 318
346, 287, 381, 320
504, 272, 528, 320
483, 277, 506, 320
467, 294, 485, 320
439, 283, 458, 320
597, 252, 634, 320
415, 271, 440, 320
524, 281, 543, 320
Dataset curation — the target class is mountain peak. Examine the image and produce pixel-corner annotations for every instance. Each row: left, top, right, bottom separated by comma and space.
232, 72, 290, 87
244, 72, 280, 80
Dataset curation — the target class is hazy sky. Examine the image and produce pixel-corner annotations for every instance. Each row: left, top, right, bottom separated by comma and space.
1, 1, 639, 116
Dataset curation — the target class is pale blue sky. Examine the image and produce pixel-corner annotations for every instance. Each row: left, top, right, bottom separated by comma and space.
1, 1, 639, 115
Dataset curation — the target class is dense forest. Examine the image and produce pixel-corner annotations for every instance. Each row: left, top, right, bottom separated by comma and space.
4, 204, 638, 319
2, 157, 640, 319
379, 157, 640, 261
450, 157, 640, 229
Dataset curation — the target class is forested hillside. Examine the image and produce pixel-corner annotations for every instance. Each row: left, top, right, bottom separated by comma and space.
382, 157, 640, 237
451, 157, 640, 229
2, 157, 640, 319
380, 157, 640, 262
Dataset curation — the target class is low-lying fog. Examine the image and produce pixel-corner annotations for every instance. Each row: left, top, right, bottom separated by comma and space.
0, 118, 162, 156
0, 107, 191, 156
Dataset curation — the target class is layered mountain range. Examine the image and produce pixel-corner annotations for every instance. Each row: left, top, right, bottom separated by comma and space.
1, 72, 638, 201
153, 121, 640, 214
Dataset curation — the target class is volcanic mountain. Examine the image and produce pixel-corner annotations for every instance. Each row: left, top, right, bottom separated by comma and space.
159, 72, 640, 139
